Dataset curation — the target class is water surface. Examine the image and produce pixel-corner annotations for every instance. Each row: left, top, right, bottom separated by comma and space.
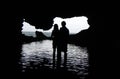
20, 40, 89, 78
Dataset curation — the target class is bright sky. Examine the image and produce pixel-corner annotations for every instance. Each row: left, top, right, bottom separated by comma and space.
22, 16, 90, 34
22, 19, 36, 32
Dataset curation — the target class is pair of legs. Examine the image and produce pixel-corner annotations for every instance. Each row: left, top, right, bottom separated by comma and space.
53, 46, 67, 69
57, 49, 67, 69
53, 48, 56, 69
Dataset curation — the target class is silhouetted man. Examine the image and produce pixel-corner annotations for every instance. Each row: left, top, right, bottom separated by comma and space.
57, 21, 69, 68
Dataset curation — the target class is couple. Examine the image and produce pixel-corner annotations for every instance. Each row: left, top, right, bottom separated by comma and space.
51, 21, 69, 68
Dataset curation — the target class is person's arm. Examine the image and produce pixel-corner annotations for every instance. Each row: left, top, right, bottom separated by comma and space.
67, 29, 69, 42
51, 31, 54, 38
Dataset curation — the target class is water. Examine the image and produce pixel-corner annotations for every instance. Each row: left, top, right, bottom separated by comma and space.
22, 31, 51, 37
20, 40, 89, 78
22, 31, 36, 37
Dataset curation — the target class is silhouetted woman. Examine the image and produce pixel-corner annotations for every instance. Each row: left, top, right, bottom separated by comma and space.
51, 24, 59, 68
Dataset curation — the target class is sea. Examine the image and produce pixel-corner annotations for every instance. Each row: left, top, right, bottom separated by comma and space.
20, 31, 89, 79
22, 31, 52, 37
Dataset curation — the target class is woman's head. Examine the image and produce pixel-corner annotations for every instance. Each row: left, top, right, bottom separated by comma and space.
54, 24, 58, 30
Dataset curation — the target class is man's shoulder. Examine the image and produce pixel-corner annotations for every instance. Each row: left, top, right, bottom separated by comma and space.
66, 27, 69, 31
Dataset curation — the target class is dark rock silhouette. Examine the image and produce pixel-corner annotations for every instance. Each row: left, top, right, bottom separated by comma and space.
35, 31, 47, 40
21, 31, 50, 43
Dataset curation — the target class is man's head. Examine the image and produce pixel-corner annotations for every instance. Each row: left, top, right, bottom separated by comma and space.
61, 21, 66, 27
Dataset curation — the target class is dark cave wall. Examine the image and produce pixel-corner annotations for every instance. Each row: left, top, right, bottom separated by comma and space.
15, 5, 107, 78
15, 14, 98, 78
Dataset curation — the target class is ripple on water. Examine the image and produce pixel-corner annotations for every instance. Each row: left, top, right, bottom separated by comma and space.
21, 40, 89, 78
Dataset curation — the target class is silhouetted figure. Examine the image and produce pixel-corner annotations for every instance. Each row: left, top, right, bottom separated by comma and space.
57, 21, 69, 68
51, 24, 59, 68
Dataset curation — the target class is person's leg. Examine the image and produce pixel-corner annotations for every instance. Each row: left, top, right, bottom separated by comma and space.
57, 49, 61, 69
64, 52, 67, 68
53, 48, 56, 69
53, 48, 56, 60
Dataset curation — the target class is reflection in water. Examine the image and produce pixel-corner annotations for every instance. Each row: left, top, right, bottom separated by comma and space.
20, 40, 88, 77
